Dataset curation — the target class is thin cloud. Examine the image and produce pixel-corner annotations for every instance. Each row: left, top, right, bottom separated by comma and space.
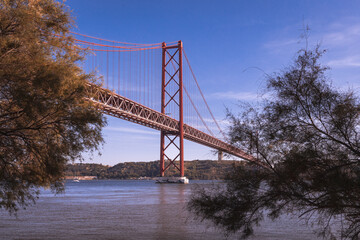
131, 135, 158, 140
327, 56, 360, 68
322, 24, 360, 46
263, 38, 299, 49
104, 126, 158, 135
212, 91, 268, 101
262, 20, 360, 57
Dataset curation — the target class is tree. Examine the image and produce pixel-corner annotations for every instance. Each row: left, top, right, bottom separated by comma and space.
188, 46, 360, 239
0, 0, 106, 213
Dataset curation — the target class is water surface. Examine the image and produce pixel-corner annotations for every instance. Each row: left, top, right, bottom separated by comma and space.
0, 180, 323, 239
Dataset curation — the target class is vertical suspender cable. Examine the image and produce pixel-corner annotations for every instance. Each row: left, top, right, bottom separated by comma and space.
118, 51, 120, 94
106, 50, 109, 89
113, 43, 115, 92
147, 50, 149, 107
129, 51, 132, 100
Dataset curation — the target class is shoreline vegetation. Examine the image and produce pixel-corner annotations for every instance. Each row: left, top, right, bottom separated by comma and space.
65, 160, 247, 180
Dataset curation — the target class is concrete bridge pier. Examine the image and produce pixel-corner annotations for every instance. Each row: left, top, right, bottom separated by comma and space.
218, 151, 223, 161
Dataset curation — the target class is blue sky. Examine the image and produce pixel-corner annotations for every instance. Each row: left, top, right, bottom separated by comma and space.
66, 0, 360, 166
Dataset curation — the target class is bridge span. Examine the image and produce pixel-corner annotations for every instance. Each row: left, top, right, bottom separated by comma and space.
72, 32, 256, 177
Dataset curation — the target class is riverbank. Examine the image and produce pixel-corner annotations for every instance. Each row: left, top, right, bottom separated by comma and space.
66, 160, 247, 180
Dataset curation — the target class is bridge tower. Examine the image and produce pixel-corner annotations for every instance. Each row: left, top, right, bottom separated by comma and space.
160, 41, 184, 177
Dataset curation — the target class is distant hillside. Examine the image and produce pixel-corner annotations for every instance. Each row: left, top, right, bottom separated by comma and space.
65, 160, 247, 180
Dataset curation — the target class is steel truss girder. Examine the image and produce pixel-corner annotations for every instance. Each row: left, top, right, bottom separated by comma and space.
85, 83, 256, 162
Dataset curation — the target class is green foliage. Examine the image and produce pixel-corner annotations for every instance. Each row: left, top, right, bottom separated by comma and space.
188, 47, 360, 239
65, 160, 245, 180
0, 0, 106, 213
65, 163, 109, 178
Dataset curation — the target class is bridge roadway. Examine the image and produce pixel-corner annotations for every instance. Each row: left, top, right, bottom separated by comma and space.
86, 83, 255, 162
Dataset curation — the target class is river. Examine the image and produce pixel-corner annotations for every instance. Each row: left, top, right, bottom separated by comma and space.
0, 180, 326, 239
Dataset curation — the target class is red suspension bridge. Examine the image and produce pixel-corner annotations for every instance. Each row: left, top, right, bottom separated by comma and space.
72, 32, 255, 178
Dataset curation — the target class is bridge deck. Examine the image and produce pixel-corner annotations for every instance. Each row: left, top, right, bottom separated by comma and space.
86, 83, 255, 162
